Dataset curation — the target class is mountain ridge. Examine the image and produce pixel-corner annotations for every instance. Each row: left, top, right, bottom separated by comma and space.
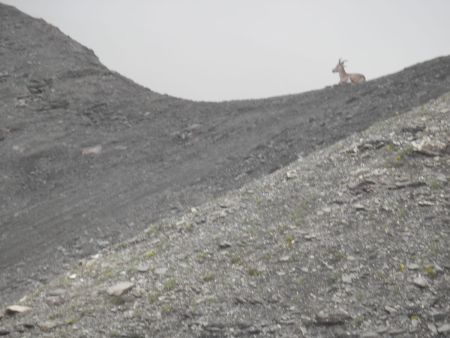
1, 2, 450, 311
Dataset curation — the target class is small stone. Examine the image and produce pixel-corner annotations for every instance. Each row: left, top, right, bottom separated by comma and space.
353, 203, 366, 211
361, 331, 379, 338
437, 323, 450, 334
136, 263, 150, 273
6, 305, 32, 314
39, 321, 59, 332
412, 275, 429, 288
68, 274, 77, 280
218, 199, 232, 208
107, 282, 134, 296
154, 267, 168, 275
81, 144, 102, 155
304, 234, 317, 240
286, 170, 297, 179
48, 288, 66, 297
384, 305, 397, 314
0, 329, 10, 336
418, 200, 434, 206
218, 241, 232, 249
407, 263, 420, 270
411, 137, 448, 156
342, 274, 355, 284
428, 309, 448, 321
388, 328, 406, 335
315, 309, 352, 325
427, 323, 438, 335
279, 256, 290, 262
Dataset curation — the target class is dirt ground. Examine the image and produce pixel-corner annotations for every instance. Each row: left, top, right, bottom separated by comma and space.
1, 3, 450, 310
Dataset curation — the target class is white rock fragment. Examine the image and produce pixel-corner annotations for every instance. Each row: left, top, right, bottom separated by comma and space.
412, 275, 429, 288
81, 144, 102, 155
384, 305, 397, 314
6, 305, 32, 314
286, 170, 297, 179
342, 273, 356, 284
418, 200, 434, 206
107, 282, 134, 296
407, 263, 420, 270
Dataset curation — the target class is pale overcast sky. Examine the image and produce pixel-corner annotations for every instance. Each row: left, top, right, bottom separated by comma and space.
3, 0, 450, 101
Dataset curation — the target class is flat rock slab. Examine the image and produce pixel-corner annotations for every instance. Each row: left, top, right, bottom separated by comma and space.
107, 282, 134, 297
5, 305, 32, 314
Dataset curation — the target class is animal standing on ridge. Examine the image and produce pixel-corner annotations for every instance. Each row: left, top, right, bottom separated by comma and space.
332, 59, 366, 84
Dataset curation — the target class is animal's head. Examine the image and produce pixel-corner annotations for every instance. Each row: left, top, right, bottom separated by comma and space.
332, 58, 346, 73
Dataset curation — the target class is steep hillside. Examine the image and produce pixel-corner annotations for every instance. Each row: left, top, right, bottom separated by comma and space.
1, 91, 449, 338
1, 2, 450, 307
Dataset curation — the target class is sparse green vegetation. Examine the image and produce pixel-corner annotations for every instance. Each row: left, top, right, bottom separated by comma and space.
425, 265, 437, 278
66, 317, 79, 325
144, 250, 157, 259
285, 234, 295, 248
202, 272, 215, 282
230, 255, 242, 265
148, 291, 161, 304
429, 180, 442, 190
247, 267, 261, 277
196, 251, 210, 263
161, 304, 175, 314
385, 146, 415, 168
163, 278, 177, 292
398, 207, 407, 220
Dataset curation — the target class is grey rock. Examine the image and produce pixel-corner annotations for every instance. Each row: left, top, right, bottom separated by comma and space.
437, 323, 450, 334
407, 263, 420, 270
0, 328, 10, 336
286, 170, 297, 179
384, 305, 397, 314
107, 282, 134, 296
39, 320, 59, 332
218, 241, 232, 249
136, 263, 150, 273
315, 309, 352, 325
428, 309, 448, 321
154, 267, 167, 275
427, 323, 438, 335
388, 328, 406, 335
48, 288, 66, 297
412, 275, 429, 288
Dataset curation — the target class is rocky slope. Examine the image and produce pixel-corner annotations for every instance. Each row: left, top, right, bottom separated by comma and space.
0, 91, 449, 338
1, 2, 450, 312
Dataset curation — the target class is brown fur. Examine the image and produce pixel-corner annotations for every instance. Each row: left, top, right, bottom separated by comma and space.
332, 59, 366, 84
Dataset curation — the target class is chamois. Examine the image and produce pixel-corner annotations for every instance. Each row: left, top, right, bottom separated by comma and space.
332, 58, 366, 84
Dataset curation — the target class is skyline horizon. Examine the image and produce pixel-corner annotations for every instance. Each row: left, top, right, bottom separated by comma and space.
3, 1, 450, 101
